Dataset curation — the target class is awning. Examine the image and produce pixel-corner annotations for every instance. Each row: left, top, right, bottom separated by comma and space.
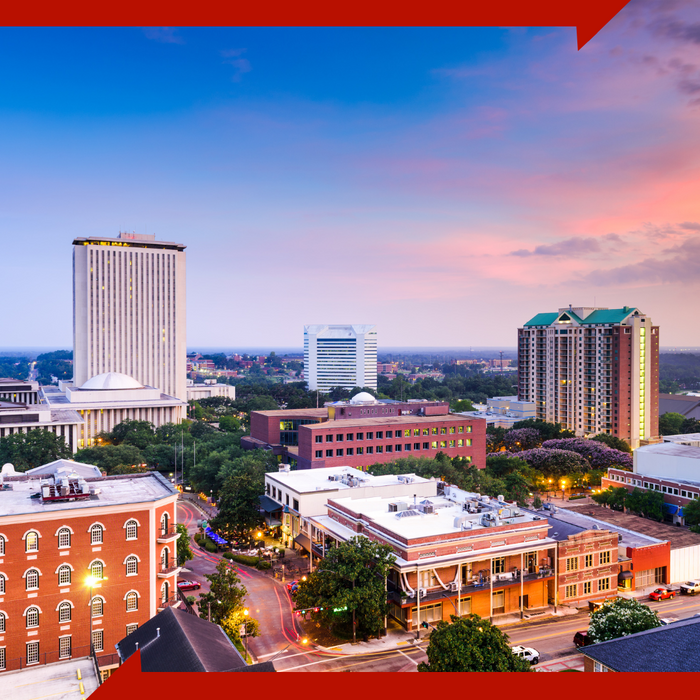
265, 516, 283, 527
294, 533, 311, 551
259, 495, 283, 513
663, 503, 680, 515
618, 571, 634, 581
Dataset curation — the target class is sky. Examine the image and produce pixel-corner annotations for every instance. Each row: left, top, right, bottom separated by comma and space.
1, 1, 699, 350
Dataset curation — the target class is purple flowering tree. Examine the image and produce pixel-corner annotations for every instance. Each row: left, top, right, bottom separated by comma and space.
503, 428, 541, 453
541, 438, 633, 471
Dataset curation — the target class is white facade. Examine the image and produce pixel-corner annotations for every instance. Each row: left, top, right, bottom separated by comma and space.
186, 382, 236, 401
304, 324, 377, 392
73, 233, 187, 402
0, 400, 82, 452
634, 442, 700, 482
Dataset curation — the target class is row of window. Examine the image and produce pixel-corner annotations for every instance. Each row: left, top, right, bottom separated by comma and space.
315, 425, 472, 444
565, 551, 612, 571
564, 577, 611, 598
315, 440, 473, 459
609, 474, 699, 500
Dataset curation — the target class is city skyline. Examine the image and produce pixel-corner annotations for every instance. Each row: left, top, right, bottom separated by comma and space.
2, 3, 700, 348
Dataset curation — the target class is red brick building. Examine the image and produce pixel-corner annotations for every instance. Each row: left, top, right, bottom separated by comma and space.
0, 464, 180, 678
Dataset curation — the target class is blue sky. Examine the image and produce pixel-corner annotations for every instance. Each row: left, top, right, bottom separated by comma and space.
1, 7, 700, 350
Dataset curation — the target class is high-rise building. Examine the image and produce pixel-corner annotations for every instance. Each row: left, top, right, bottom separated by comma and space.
518, 306, 659, 448
72, 233, 187, 402
304, 324, 377, 392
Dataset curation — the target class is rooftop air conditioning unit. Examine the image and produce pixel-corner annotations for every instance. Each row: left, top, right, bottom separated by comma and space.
422, 504, 435, 514
388, 503, 399, 513
449, 582, 459, 592
418, 588, 428, 598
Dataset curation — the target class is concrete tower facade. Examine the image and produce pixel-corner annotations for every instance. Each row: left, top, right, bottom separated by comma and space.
304, 324, 378, 393
72, 233, 187, 402
517, 306, 659, 449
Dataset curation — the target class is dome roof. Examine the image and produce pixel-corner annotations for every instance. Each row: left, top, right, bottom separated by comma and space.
81, 372, 143, 390
350, 391, 376, 404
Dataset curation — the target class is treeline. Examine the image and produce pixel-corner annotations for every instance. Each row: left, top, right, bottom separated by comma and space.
660, 353, 700, 392
659, 412, 700, 436
0, 356, 29, 381
592, 486, 666, 522
36, 350, 72, 385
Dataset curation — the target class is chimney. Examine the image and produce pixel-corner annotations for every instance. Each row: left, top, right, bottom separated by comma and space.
156, 628, 160, 638
413, 494, 417, 506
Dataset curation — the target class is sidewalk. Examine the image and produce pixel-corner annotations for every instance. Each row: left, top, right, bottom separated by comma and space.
536, 653, 585, 672
315, 625, 426, 656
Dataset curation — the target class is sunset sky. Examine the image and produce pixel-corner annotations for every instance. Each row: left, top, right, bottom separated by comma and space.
1, 0, 699, 349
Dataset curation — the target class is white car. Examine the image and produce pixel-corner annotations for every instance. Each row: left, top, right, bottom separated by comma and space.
512, 645, 540, 665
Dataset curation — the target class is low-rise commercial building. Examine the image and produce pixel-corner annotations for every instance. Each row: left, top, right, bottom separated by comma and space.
186, 381, 235, 402
0, 399, 83, 453
0, 379, 40, 405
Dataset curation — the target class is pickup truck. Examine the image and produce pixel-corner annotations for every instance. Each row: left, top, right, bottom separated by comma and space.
680, 580, 700, 596
511, 645, 540, 665
649, 587, 677, 601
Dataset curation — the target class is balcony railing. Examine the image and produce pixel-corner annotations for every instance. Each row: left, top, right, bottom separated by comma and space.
157, 594, 182, 611
157, 526, 181, 543
0, 644, 119, 673
157, 564, 182, 577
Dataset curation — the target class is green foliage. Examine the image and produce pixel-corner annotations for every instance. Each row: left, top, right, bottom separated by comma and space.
418, 614, 531, 672
591, 433, 632, 454
450, 399, 475, 412
683, 497, 700, 528
588, 598, 661, 643
224, 553, 261, 567
75, 443, 144, 474
593, 487, 665, 521
198, 560, 248, 625
0, 430, 72, 470
0, 356, 30, 380
219, 415, 241, 432
204, 539, 218, 552
294, 536, 396, 640
511, 419, 575, 441
36, 350, 72, 384
659, 412, 700, 436
109, 463, 149, 475
256, 560, 272, 570
176, 523, 194, 566
659, 353, 700, 392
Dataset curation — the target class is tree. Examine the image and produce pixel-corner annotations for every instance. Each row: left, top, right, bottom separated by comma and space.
74, 443, 144, 474
198, 560, 248, 625
659, 412, 685, 436
418, 614, 531, 672
220, 608, 260, 651
592, 433, 632, 454
108, 419, 157, 450
684, 497, 700, 532
511, 419, 575, 441
294, 536, 396, 641
588, 597, 661, 643
450, 399, 474, 412
109, 463, 149, 475
176, 523, 194, 566
503, 428, 541, 452
0, 430, 72, 470
219, 415, 241, 432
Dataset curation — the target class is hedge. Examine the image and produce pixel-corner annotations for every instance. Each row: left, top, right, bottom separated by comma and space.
224, 553, 261, 567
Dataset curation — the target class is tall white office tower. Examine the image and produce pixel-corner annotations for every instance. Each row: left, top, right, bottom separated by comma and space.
72, 232, 187, 402
304, 324, 377, 392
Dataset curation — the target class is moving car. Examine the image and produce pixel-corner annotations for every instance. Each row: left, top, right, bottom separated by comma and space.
680, 580, 700, 596
573, 630, 591, 648
512, 645, 540, 665
649, 587, 676, 601
177, 580, 201, 591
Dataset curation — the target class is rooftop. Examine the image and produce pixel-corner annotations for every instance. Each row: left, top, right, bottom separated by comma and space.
523, 306, 641, 328
81, 372, 143, 390
565, 503, 700, 549
73, 235, 185, 251
252, 408, 328, 419
303, 414, 476, 429
661, 432, 700, 444
266, 465, 432, 494
0, 657, 100, 699
581, 617, 700, 672
41, 385, 185, 409
636, 441, 700, 459
0, 470, 177, 517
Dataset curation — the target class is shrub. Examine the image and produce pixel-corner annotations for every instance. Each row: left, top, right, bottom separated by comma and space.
204, 539, 218, 553
226, 554, 260, 567
256, 560, 272, 570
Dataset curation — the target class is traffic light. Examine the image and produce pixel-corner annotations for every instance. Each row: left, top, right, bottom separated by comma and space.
421, 621, 429, 629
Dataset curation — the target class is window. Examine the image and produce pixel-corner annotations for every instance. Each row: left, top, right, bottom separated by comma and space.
367, 446, 374, 454
440, 441, 447, 448
90, 561, 104, 580
0, 613, 5, 633
335, 434, 343, 442
125, 520, 138, 540
59, 636, 71, 659
366, 432, 373, 440
413, 429, 420, 436
599, 577, 610, 591
356, 447, 364, 455
126, 592, 138, 611
449, 426, 455, 434
682, 490, 687, 498
431, 427, 438, 435
91, 597, 103, 617
422, 442, 429, 450
0, 647, 5, 670
431, 442, 438, 449
57, 528, 71, 548
0, 535, 4, 555
566, 557, 578, 572
584, 554, 593, 568
440, 427, 446, 435
565, 584, 577, 598
58, 565, 71, 586
293, 499, 299, 511
466, 439, 472, 447
325, 449, 333, 458
405, 430, 411, 437
386, 431, 393, 438
583, 581, 591, 595
26, 569, 39, 590
466, 426, 472, 433
126, 556, 138, 576
25, 531, 39, 553
422, 429, 429, 436
346, 433, 353, 441
449, 440, 455, 448
356, 432, 363, 440
457, 439, 464, 447
405, 444, 412, 451
315, 450, 323, 458
26, 641, 40, 665
336, 449, 343, 457
346, 448, 354, 456
386, 445, 393, 453
90, 524, 103, 545
26, 607, 39, 628
92, 630, 104, 653
376, 445, 383, 454
315, 435, 322, 444
0, 574, 5, 595
395, 444, 401, 452
376, 431, 383, 439
126, 623, 138, 635
600, 551, 611, 565
58, 602, 71, 623
161, 582, 169, 604
492, 557, 506, 574
325, 434, 333, 443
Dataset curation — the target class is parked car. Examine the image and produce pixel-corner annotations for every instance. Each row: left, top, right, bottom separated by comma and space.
512, 645, 540, 665
177, 580, 201, 591
659, 616, 679, 626
286, 580, 300, 594
573, 630, 592, 648
680, 581, 700, 596
649, 587, 677, 601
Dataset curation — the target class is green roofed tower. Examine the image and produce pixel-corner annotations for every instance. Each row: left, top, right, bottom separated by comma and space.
518, 306, 659, 448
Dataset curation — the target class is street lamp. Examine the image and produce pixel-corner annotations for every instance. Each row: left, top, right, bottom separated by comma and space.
243, 608, 250, 662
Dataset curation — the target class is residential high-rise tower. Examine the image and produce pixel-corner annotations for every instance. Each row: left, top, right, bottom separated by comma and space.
304, 324, 377, 392
517, 306, 659, 448
72, 233, 187, 402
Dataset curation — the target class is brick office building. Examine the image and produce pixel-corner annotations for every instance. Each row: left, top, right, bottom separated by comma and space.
244, 395, 485, 470
0, 463, 180, 678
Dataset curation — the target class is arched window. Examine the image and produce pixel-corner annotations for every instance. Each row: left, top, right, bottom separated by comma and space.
58, 565, 72, 586
90, 524, 103, 545
125, 556, 138, 576
57, 527, 71, 548
125, 520, 138, 540
0, 535, 5, 556
0, 574, 5, 595
125, 592, 138, 612
26, 607, 39, 628
0, 612, 5, 633
161, 547, 169, 570
25, 569, 39, 591
89, 561, 103, 581
58, 602, 71, 623
161, 581, 169, 604
160, 512, 169, 535
91, 597, 104, 617
25, 531, 39, 553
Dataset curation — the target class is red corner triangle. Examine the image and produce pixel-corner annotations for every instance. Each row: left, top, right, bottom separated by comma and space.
576, 0, 632, 49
